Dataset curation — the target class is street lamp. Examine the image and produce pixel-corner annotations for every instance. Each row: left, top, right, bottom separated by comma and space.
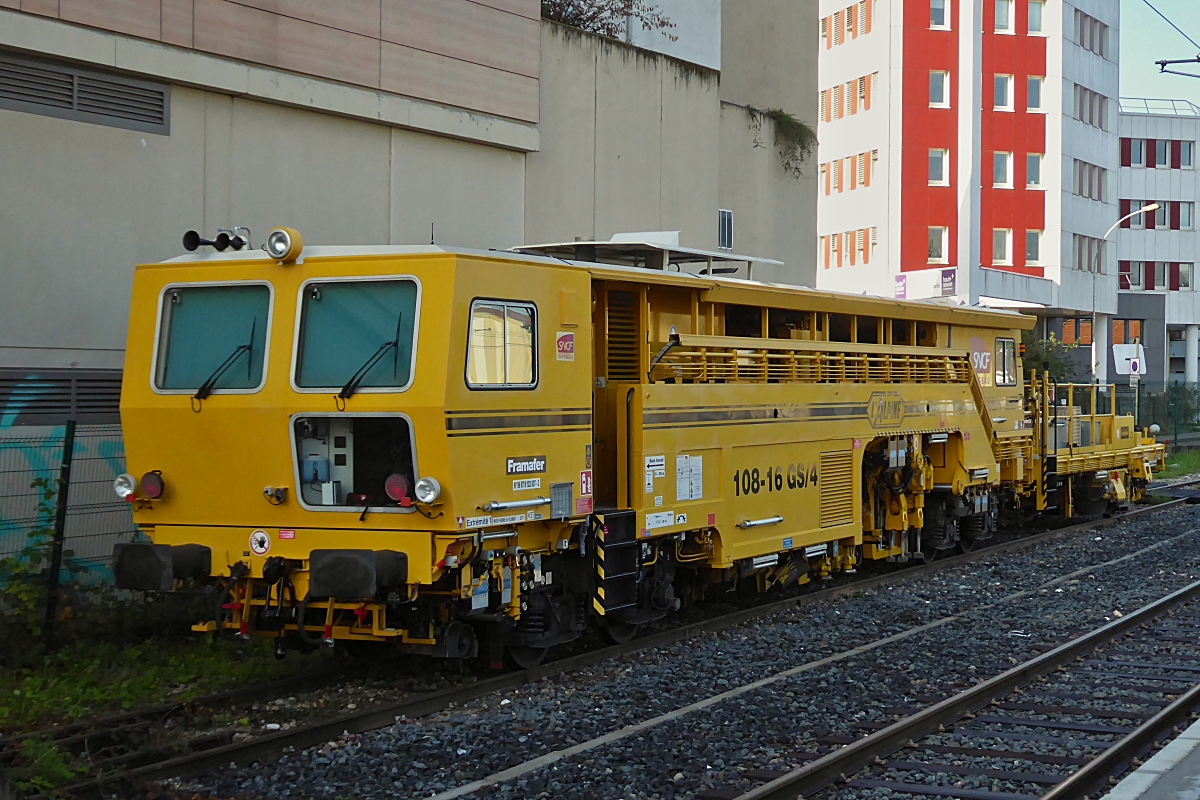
1091, 203, 1160, 380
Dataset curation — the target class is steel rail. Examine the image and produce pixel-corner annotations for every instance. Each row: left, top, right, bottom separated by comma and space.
28, 498, 1191, 799
736, 575, 1200, 800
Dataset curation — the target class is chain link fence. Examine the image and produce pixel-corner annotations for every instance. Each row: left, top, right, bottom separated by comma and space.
0, 424, 138, 585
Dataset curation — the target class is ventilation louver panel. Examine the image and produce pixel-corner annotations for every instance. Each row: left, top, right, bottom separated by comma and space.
0, 52, 169, 135
819, 450, 855, 528
606, 290, 641, 382
0, 370, 122, 426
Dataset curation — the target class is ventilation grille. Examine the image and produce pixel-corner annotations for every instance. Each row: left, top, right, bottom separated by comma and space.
0, 370, 122, 426
0, 52, 169, 135
606, 290, 640, 382
819, 451, 855, 528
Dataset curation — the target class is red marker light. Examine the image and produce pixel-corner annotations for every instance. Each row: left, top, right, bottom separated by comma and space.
384, 473, 409, 503
141, 471, 165, 499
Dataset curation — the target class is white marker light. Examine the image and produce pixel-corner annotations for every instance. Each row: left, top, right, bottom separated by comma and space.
414, 477, 441, 504
113, 473, 137, 499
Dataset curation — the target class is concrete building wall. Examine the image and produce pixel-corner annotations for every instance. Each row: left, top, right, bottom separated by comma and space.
527, 21, 817, 287
0, 30, 528, 373
0, 0, 543, 122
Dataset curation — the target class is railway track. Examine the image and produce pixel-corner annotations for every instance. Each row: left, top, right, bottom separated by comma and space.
9, 496, 1194, 800
733, 574, 1200, 800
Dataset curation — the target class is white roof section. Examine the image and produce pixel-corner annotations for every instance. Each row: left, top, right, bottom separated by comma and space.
513, 231, 783, 278
1120, 97, 1200, 117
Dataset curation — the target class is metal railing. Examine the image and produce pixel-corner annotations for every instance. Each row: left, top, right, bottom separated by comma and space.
649, 335, 972, 385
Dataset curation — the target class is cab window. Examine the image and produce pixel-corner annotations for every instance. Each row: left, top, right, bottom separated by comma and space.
155, 283, 270, 392
995, 337, 1018, 386
295, 279, 419, 391
467, 300, 537, 388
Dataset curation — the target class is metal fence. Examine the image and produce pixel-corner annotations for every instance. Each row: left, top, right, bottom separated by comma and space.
0, 424, 138, 584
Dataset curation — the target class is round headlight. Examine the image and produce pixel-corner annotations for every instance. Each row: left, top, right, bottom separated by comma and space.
414, 477, 441, 504
141, 471, 165, 499
113, 473, 137, 499
266, 227, 303, 262
384, 473, 410, 503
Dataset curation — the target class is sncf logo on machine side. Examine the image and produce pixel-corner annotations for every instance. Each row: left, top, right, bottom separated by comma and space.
507, 455, 547, 475
971, 337, 993, 387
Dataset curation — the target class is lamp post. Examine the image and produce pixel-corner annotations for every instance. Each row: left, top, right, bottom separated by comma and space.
1091, 203, 1160, 383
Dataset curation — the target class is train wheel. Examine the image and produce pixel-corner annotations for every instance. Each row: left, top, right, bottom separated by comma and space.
508, 645, 549, 669
958, 535, 977, 554
601, 618, 642, 645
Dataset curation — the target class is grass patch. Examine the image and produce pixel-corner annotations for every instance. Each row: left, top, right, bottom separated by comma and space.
1156, 450, 1200, 480
0, 635, 331, 734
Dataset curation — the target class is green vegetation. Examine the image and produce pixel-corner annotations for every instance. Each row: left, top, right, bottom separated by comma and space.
1022, 330, 1078, 382
0, 636, 326, 733
747, 106, 818, 179
1156, 450, 1200, 480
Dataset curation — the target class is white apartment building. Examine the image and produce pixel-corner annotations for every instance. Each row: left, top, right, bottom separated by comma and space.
1115, 98, 1200, 386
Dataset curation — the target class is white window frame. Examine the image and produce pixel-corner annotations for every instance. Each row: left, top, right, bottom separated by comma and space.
994, 74, 1013, 111
928, 226, 949, 264
1131, 139, 1146, 167
993, 228, 1012, 265
1027, 0, 1044, 34
1130, 202, 1147, 230
995, 0, 1013, 33
718, 208, 734, 249
1026, 153, 1043, 188
1128, 261, 1144, 287
993, 151, 1013, 188
1183, 141, 1195, 169
1156, 201, 1171, 230
1156, 139, 1170, 168
929, 148, 949, 185
930, 71, 950, 107
1183, 202, 1195, 230
930, 0, 950, 29
1027, 76, 1044, 111
1183, 263, 1196, 291
1026, 229, 1042, 264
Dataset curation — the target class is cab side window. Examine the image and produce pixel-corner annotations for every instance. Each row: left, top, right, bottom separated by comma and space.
467, 300, 537, 388
995, 337, 1018, 386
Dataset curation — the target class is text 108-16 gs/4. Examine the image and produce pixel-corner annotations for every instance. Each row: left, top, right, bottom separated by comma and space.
733, 464, 818, 496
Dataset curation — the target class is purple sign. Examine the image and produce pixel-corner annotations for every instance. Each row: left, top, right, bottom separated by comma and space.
940, 268, 957, 297
894, 274, 907, 299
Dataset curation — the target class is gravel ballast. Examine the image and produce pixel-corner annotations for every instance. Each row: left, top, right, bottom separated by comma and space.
169, 504, 1200, 800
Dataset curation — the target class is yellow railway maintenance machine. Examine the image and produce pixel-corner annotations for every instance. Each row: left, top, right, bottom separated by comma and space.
112, 230, 1163, 666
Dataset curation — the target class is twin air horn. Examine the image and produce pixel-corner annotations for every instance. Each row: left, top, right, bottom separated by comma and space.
182, 227, 304, 263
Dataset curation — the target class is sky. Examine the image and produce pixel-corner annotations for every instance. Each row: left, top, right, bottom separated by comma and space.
1120, 0, 1200, 105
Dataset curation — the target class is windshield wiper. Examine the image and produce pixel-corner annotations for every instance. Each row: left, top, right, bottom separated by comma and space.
194, 318, 256, 401
338, 313, 402, 400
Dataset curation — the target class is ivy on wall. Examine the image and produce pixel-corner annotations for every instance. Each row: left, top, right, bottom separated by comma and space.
747, 107, 817, 180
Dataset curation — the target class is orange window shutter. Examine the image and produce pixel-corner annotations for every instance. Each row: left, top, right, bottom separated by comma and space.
863, 229, 871, 263
823, 236, 830, 269
850, 233, 857, 266
837, 234, 844, 268
849, 82, 858, 115
864, 74, 873, 110
864, 0, 872, 33
848, 157, 857, 189
850, 3, 858, 38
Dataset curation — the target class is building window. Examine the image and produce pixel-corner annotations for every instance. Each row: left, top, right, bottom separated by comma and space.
995, 0, 1013, 32
718, 209, 734, 249
1155, 139, 1169, 168
994, 152, 1013, 187
1184, 141, 1195, 168
929, 226, 948, 263
1131, 139, 1145, 167
1121, 260, 1144, 288
1130, 202, 1147, 229
1027, 77, 1043, 111
1028, 0, 1044, 33
1073, 84, 1108, 130
994, 75, 1013, 110
1027, 153, 1043, 187
930, 71, 949, 107
1157, 201, 1171, 230
1074, 9, 1109, 58
993, 229, 1012, 265
929, 148, 949, 185
1183, 202, 1195, 230
1073, 159, 1106, 202
1062, 318, 1093, 346
1112, 319, 1143, 345
1026, 230, 1042, 264
931, 0, 949, 28
1074, 233, 1105, 272
1183, 263, 1194, 290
